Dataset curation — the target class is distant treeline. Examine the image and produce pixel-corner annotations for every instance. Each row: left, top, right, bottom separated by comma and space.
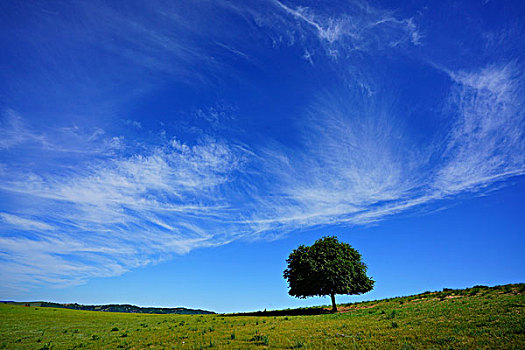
0, 301, 215, 315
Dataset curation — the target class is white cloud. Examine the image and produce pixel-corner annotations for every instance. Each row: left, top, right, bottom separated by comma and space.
0, 130, 250, 290
235, 93, 422, 233
4, 59, 525, 289
234, 63, 525, 233
0, 110, 47, 149
0, 110, 128, 156
1, 0, 523, 292
435, 63, 525, 193
0, 213, 54, 231
2, 60, 525, 290
273, 1, 346, 43
268, 0, 421, 54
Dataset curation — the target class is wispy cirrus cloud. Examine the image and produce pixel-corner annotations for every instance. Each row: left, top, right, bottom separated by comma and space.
0, 110, 46, 150
0, 0, 258, 119
267, 0, 421, 53
272, 0, 349, 43
0, 213, 54, 231
239, 62, 525, 232
0, 110, 125, 158
436, 63, 525, 193
0, 130, 247, 290
241, 93, 416, 230
1, 0, 524, 292
1, 61, 524, 289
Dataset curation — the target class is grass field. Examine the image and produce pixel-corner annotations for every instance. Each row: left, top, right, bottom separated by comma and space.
1, 284, 524, 349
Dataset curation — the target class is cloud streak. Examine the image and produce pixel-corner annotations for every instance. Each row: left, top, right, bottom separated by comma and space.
436, 63, 525, 193
268, 0, 421, 52
1, 0, 524, 292
0, 132, 248, 290
2, 61, 524, 290
0, 213, 54, 231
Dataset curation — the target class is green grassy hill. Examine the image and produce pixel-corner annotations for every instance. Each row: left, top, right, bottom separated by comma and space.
1, 283, 523, 349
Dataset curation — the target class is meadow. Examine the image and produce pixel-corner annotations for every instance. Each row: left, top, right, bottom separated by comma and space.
1, 284, 523, 349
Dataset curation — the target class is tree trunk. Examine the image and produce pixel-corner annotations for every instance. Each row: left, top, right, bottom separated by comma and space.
330, 293, 337, 313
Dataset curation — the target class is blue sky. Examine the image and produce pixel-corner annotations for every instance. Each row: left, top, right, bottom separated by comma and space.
0, 0, 524, 313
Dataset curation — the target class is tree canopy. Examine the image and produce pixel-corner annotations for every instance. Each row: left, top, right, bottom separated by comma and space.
283, 236, 374, 312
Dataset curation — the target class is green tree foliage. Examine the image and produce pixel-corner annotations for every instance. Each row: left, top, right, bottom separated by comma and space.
283, 236, 374, 312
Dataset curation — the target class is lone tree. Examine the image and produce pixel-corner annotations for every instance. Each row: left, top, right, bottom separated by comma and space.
283, 236, 374, 312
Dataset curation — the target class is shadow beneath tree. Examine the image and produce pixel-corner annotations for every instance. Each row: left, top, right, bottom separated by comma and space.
224, 307, 333, 317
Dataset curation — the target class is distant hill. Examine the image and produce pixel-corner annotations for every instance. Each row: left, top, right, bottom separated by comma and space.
0, 301, 215, 315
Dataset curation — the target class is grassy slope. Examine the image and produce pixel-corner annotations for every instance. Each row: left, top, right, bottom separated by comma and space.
0, 284, 523, 349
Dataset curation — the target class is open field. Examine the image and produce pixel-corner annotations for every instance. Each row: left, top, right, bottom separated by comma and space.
1, 284, 524, 349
